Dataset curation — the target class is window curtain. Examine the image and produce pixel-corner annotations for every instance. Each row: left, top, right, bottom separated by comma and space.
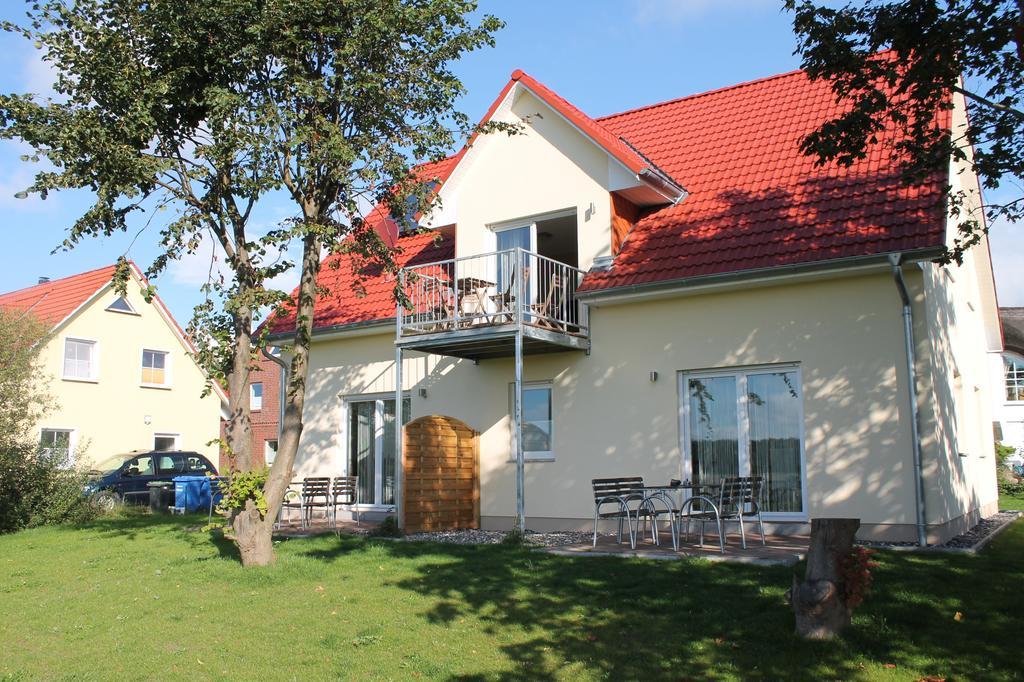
349, 402, 374, 504
688, 377, 739, 488
747, 372, 803, 512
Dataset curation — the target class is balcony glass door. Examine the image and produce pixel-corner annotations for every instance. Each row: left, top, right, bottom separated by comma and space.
681, 367, 805, 515
348, 396, 411, 506
495, 224, 536, 303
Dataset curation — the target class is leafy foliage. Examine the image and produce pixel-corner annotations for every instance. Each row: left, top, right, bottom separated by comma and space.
839, 546, 877, 609
0, 308, 53, 448
0, 442, 98, 534
213, 468, 271, 524
785, 0, 1024, 263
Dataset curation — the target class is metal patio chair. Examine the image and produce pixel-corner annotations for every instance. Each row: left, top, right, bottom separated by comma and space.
591, 477, 647, 549
678, 485, 725, 554
717, 476, 766, 549
329, 476, 360, 527
299, 477, 332, 528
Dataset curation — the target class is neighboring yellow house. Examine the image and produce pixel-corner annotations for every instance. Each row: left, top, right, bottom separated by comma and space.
267, 66, 1001, 545
0, 262, 227, 466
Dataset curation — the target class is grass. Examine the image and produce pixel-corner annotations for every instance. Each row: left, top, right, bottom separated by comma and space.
1000, 491, 1024, 510
1, 513, 1022, 681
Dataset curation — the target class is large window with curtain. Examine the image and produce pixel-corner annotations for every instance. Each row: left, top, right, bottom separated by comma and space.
681, 366, 805, 515
347, 395, 411, 507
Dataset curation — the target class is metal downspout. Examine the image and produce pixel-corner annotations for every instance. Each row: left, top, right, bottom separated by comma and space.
889, 253, 928, 547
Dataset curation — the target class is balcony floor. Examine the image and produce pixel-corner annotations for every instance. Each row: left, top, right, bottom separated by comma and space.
396, 320, 588, 360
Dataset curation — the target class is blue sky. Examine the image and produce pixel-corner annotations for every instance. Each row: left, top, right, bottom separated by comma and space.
0, 0, 1020, 324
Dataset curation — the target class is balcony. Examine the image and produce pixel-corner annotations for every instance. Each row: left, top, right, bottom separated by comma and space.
395, 248, 590, 360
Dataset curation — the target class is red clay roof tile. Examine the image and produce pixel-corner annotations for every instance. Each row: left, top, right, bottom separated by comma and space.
0, 264, 117, 327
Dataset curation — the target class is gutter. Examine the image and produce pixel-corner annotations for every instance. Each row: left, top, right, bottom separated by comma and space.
576, 248, 946, 304
264, 318, 392, 344
889, 253, 929, 547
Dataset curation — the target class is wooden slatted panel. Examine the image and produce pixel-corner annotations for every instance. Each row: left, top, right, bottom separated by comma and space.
402, 415, 479, 533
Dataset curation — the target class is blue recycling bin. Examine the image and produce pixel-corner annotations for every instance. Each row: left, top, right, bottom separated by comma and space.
173, 476, 211, 513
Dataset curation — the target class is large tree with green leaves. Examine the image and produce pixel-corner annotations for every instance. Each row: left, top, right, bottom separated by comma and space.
1, 0, 504, 565
784, 0, 1024, 262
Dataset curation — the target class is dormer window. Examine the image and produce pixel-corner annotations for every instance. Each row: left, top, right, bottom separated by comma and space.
106, 296, 137, 314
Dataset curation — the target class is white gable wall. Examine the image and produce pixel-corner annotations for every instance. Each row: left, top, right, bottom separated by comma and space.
451, 89, 621, 270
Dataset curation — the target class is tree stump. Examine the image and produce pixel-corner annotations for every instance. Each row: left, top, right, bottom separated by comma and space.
791, 518, 860, 639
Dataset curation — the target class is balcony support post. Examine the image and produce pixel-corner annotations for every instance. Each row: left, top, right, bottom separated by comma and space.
395, 287, 405, 530
513, 247, 526, 533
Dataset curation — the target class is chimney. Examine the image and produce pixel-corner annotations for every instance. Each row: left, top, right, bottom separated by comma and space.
37, 277, 50, 284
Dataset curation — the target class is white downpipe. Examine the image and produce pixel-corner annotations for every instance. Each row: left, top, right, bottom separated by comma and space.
889, 253, 928, 547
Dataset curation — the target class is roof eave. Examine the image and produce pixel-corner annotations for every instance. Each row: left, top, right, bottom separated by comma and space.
576, 246, 946, 304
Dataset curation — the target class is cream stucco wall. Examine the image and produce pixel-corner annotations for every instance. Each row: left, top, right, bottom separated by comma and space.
446, 89, 623, 269
294, 270, 985, 541
36, 279, 223, 466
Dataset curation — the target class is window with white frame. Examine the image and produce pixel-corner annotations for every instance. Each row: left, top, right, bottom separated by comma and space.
1005, 354, 1024, 402
106, 296, 136, 314
63, 338, 97, 381
141, 349, 170, 387
681, 366, 805, 515
509, 382, 554, 460
153, 433, 179, 451
39, 428, 74, 464
264, 439, 278, 466
346, 395, 411, 506
250, 382, 264, 410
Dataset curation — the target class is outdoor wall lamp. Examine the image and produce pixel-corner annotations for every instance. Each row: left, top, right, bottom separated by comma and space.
649, 371, 658, 383
418, 388, 428, 399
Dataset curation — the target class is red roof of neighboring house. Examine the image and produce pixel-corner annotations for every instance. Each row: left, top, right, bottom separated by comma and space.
269, 64, 950, 334
580, 67, 949, 292
0, 264, 117, 327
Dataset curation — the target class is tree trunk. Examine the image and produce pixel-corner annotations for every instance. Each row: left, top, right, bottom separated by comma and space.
232, 500, 274, 567
224, 305, 254, 472
791, 518, 860, 640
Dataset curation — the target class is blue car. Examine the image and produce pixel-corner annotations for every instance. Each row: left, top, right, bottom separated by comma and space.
85, 450, 218, 510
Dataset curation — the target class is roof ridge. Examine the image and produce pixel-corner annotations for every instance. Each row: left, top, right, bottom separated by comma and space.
0, 262, 116, 298
596, 66, 807, 122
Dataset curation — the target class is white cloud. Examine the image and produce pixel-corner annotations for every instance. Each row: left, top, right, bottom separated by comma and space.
631, 0, 775, 22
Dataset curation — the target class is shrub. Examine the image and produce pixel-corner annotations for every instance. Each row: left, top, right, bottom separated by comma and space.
369, 516, 402, 538
0, 443, 98, 534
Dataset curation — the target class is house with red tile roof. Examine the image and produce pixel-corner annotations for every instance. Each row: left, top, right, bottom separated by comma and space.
267, 65, 1001, 545
0, 263, 227, 470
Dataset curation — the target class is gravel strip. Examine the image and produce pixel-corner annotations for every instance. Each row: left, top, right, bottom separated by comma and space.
858, 511, 1020, 551
402, 528, 595, 547
942, 511, 1020, 549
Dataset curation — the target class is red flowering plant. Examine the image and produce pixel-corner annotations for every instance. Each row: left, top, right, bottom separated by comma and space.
839, 546, 877, 609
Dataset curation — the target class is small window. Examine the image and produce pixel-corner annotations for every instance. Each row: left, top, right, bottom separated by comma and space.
509, 383, 553, 460
251, 382, 264, 411
63, 338, 97, 381
153, 434, 178, 451
1005, 354, 1024, 402
39, 428, 73, 463
106, 296, 136, 314
141, 350, 170, 387
265, 439, 278, 466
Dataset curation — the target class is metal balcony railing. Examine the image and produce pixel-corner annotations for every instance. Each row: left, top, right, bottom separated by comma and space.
398, 248, 589, 339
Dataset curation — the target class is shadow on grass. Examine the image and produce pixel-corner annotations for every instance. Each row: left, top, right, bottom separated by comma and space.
78, 508, 242, 561
293, 524, 1024, 680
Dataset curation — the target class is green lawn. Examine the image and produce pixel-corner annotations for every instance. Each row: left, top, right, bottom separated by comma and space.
1000, 491, 1024, 510
1, 514, 1022, 681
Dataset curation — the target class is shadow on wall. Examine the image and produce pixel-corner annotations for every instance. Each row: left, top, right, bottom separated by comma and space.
292, 168, 962, 527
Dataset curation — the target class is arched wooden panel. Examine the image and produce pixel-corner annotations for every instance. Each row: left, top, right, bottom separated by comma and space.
402, 415, 479, 533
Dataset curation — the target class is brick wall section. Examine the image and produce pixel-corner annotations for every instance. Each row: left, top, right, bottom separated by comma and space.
219, 352, 282, 471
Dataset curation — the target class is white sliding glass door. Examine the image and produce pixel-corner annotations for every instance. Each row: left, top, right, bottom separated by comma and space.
680, 366, 805, 516
347, 396, 411, 507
